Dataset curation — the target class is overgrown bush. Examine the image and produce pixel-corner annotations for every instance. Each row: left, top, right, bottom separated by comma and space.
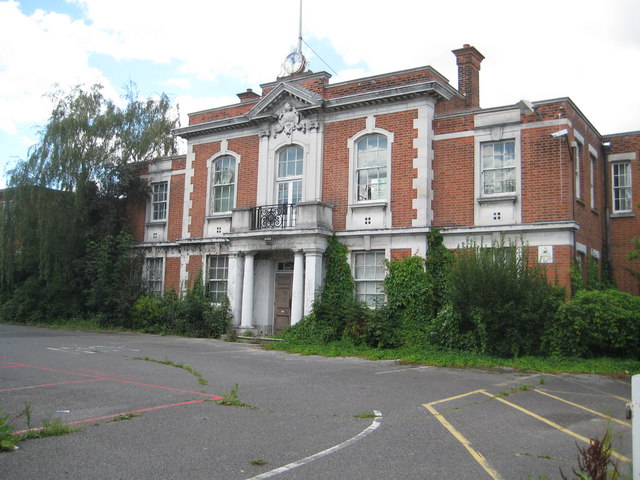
85, 233, 144, 327
131, 274, 231, 339
308, 236, 366, 342
543, 289, 640, 358
443, 238, 564, 357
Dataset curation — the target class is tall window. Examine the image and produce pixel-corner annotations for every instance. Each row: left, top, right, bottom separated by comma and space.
152, 182, 168, 221
356, 134, 387, 201
145, 258, 164, 294
353, 251, 385, 307
211, 156, 236, 213
481, 140, 515, 195
590, 154, 596, 209
612, 162, 632, 213
277, 145, 303, 205
207, 255, 228, 302
574, 142, 582, 200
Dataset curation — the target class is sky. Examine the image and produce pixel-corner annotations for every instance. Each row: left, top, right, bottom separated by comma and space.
1, 0, 639, 188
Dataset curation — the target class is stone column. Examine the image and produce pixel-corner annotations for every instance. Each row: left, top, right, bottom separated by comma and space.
291, 250, 305, 326
240, 252, 255, 329
304, 249, 323, 316
227, 253, 243, 327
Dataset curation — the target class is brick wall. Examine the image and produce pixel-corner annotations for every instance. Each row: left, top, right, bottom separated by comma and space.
391, 248, 412, 261
190, 142, 221, 237
231, 136, 259, 208
607, 133, 640, 294
164, 256, 181, 293
376, 110, 419, 228
186, 255, 202, 289
322, 118, 366, 230
432, 135, 475, 227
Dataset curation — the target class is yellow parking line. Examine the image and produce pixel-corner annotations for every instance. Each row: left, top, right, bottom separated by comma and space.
424, 399, 505, 480
535, 389, 630, 428
423, 389, 487, 408
480, 391, 631, 463
535, 388, 629, 403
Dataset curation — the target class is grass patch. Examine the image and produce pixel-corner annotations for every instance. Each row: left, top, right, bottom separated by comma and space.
353, 413, 376, 418
495, 384, 533, 397
132, 356, 207, 385
249, 458, 268, 466
109, 413, 140, 422
18, 418, 80, 440
265, 339, 640, 376
215, 384, 257, 409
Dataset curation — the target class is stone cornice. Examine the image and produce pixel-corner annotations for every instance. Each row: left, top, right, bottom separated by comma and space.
174, 81, 454, 140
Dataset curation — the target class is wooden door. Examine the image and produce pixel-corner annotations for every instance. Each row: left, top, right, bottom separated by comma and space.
274, 273, 293, 334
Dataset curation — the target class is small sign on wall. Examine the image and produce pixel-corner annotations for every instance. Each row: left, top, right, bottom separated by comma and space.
538, 245, 554, 264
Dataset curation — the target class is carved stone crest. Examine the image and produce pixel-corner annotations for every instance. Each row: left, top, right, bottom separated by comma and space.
273, 102, 303, 138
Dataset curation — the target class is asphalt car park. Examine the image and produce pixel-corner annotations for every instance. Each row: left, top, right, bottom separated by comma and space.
0, 324, 633, 479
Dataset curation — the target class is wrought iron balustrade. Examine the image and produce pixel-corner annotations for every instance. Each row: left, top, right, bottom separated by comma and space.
252, 203, 297, 230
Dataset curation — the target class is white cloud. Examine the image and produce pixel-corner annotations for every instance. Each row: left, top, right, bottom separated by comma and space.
1, 0, 639, 148
164, 78, 191, 89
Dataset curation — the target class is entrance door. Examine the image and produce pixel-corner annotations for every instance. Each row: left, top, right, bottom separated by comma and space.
274, 273, 293, 334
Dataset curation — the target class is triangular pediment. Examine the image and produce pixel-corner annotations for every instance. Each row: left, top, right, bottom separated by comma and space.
248, 83, 323, 120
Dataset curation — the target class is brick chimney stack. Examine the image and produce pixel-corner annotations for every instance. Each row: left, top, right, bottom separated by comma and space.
452, 44, 484, 110
237, 88, 261, 103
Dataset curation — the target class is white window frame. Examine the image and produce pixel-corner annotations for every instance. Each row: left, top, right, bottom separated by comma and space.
355, 134, 389, 202
151, 181, 168, 222
612, 162, 632, 213
206, 255, 229, 303
480, 139, 517, 197
144, 257, 164, 294
347, 123, 394, 206
353, 250, 386, 307
276, 145, 304, 205
589, 153, 596, 209
574, 140, 582, 200
210, 155, 236, 214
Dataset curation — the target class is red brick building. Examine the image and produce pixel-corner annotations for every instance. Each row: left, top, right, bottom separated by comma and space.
130, 45, 640, 334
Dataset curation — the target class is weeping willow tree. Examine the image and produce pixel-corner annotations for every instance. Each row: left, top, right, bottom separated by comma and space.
0, 83, 179, 323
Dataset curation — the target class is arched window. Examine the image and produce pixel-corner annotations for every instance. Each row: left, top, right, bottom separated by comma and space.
356, 134, 387, 201
211, 155, 236, 213
277, 145, 303, 205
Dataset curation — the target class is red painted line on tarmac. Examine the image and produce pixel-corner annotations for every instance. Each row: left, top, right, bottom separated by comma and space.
13, 399, 211, 435
0, 365, 23, 368
1, 361, 222, 398
0, 378, 107, 393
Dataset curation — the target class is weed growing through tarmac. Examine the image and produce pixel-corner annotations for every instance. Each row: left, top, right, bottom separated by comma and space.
132, 356, 207, 385
495, 383, 532, 398
215, 384, 257, 409
109, 413, 141, 422
249, 458, 268, 466
353, 413, 376, 418
560, 431, 623, 480
18, 418, 80, 440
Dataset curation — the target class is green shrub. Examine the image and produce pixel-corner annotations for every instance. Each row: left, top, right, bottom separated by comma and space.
310, 236, 363, 341
130, 276, 231, 339
445, 238, 564, 357
544, 289, 640, 358
0, 409, 18, 451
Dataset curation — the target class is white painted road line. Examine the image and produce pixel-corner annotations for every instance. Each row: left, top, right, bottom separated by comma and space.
374, 366, 431, 375
245, 411, 383, 480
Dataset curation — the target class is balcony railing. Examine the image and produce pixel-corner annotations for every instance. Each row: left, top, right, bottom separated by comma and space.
252, 203, 297, 230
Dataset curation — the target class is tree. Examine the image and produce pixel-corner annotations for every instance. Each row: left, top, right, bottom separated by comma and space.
0, 83, 179, 323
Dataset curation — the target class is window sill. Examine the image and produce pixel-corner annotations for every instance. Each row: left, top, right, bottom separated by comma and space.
146, 221, 167, 227
206, 213, 233, 219
350, 201, 388, 210
477, 194, 517, 204
611, 212, 635, 218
